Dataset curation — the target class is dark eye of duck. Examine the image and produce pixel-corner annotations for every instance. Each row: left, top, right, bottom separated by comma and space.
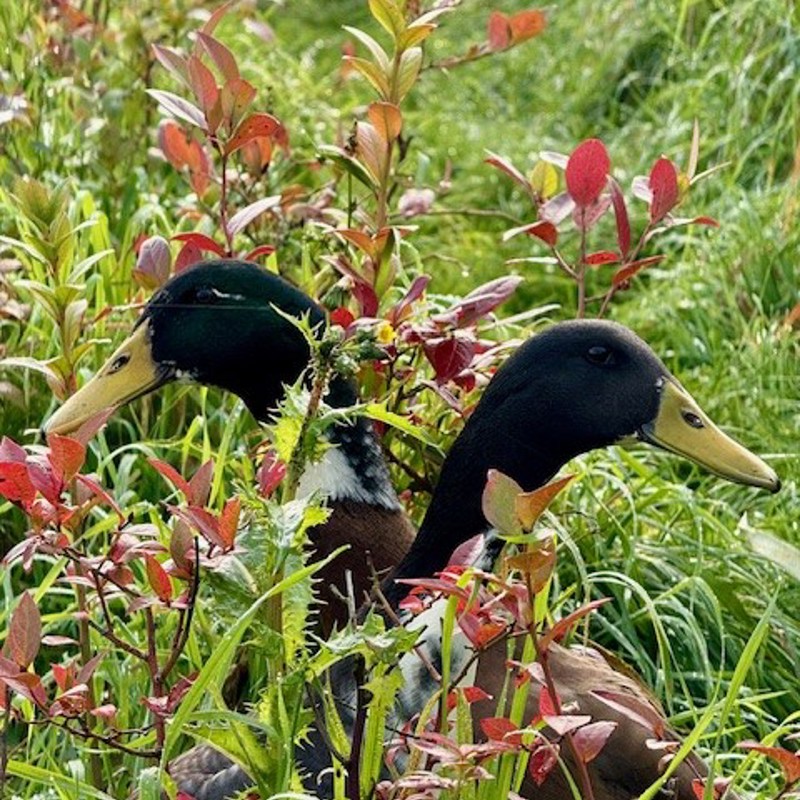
194, 286, 218, 304
585, 345, 615, 366
107, 354, 130, 374
682, 410, 705, 429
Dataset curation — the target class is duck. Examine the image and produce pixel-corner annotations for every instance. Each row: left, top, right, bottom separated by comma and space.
45, 259, 415, 636
45, 258, 780, 800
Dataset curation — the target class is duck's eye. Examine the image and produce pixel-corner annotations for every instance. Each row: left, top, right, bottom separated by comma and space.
585, 345, 615, 365
682, 410, 705, 429
195, 287, 217, 303
107, 354, 130, 374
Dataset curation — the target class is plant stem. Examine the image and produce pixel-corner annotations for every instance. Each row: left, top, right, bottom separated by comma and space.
74, 580, 105, 789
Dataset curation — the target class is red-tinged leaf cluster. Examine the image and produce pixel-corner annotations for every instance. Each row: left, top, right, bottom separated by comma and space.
147, 5, 288, 274
141, 674, 196, 720
487, 9, 546, 52
489, 131, 720, 316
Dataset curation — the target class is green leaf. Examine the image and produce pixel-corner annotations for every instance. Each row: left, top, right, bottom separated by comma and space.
0, 234, 48, 264
395, 47, 422, 101
367, 0, 406, 41
346, 56, 391, 98
4, 760, 116, 799
362, 402, 434, 444
342, 25, 391, 71
317, 144, 378, 189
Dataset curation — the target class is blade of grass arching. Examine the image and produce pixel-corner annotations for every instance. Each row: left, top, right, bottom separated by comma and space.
638, 595, 775, 800
161, 546, 347, 767
4, 760, 115, 799
703, 595, 777, 799
588, 571, 675, 698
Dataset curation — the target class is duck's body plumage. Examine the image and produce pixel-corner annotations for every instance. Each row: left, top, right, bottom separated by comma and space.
46, 260, 779, 800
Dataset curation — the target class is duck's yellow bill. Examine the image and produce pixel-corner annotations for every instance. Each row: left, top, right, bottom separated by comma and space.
44, 322, 164, 436
640, 379, 780, 492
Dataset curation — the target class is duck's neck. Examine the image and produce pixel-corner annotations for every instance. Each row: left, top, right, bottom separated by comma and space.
294, 376, 400, 511
384, 406, 569, 607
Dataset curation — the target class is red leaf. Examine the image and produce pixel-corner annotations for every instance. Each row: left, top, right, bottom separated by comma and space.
538, 685, 559, 717
6, 592, 41, 669
691, 215, 719, 227
0, 462, 36, 508
388, 274, 430, 326
219, 77, 257, 130
433, 275, 523, 328
649, 157, 679, 223
172, 233, 225, 257
503, 220, 558, 246
26, 458, 61, 505
330, 307, 355, 329
485, 151, 530, 193
149, 458, 192, 498
611, 255, 665, 288
145, 555, 173, 603
169, 505, 223, 549
538, 599, 611, 651
571, 720, 617, 763
47, 434, 85, 482
225, 113, 282, 156
257, 452, 286, 498
526, 220, 558, 246
0, 437, 26, 463
424, 335, 476, 384
218, 497, 241, 549
487, 11, 511, 51
508, 10, 546, 44
528, 742, 559, 786
187, 54, 219, 117
226, 196, 280, 237
175, 240, 204, 273
75, 474, 124, 520
188, 460, 214, 507
196, 32, 240, 83
543, 714, 591, 736
351, 280, 379, 317
584, 250, 620, 267
480, 717, 522, 745
591, 689, 666, 737
738, 742, 800, 784
367, 101, 403, 142
158, 120, 192, 169
609, 178, 631, 258
52, 663, 71, 691
243, 244, 276, 261
565, 139, 610, 207
77, 651, 105, 685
